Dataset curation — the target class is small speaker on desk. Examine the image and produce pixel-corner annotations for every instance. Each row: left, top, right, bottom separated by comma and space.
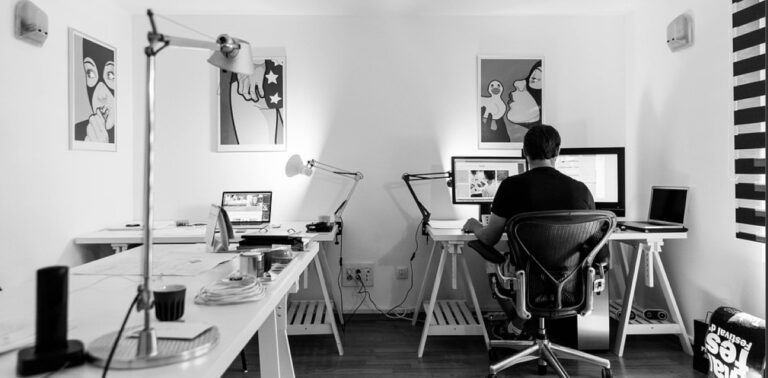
17, 266, 84, 376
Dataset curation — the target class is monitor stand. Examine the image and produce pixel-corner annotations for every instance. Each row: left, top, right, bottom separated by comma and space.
479, 204, 492, 226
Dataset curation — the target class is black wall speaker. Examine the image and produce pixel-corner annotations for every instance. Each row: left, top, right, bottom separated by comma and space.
17, 266, 84, 376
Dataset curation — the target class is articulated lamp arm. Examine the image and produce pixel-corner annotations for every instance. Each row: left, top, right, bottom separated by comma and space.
401, 171, 453, 234
306, 159, 364, 225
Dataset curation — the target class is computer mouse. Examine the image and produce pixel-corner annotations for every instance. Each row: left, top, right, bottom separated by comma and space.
462, 229, 472, 234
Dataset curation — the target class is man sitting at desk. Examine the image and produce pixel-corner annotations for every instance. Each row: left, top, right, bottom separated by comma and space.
462, 124, 595, 337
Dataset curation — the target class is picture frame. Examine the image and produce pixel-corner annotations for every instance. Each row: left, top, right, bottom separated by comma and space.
477, 56, 543, 150
218, 56, 286, 152
68, 28, 117, 151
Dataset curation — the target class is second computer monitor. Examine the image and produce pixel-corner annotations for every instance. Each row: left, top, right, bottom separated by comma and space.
556, 147, 625, 216
451, 156, 528, 205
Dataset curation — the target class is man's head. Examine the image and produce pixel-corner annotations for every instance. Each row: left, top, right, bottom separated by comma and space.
523, 124, 560, 161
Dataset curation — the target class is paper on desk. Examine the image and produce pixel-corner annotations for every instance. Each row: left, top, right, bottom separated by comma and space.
428, 220, 466, 229
72, 248, 236, 276
0, 323, 34, 355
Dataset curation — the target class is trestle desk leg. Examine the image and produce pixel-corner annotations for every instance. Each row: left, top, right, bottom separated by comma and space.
460, 249, 489, 348
614, 242, 643, 357
651, 248, 693, 355
313, 255, 344, 356
412, 241, 437, 325
417, 247, 448, 358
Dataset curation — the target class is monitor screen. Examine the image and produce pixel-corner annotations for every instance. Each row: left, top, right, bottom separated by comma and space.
555, 147, 625, 216
451, 156, 528, 204
221, 191, 272, 223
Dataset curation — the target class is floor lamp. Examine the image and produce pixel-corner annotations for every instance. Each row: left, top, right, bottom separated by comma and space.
285, 154, 363, 235
87, 10, 254, 369
401, 171, 453, 235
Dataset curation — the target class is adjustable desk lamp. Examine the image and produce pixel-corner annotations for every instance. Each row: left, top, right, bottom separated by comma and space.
286, 154, 364, 238
401, 171, 453, 235
87, 10, 254, 369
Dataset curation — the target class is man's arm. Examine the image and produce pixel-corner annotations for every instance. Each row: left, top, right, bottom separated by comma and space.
463, 213, 507, 246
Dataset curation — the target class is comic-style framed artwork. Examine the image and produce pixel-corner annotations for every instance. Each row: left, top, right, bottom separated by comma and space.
218, 56, 286, 152
69, 28, 117, 151
477, 56, 543, 151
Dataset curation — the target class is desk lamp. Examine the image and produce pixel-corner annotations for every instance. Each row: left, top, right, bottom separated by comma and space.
87, 9, 254, 369
285, 154, 363, 235
401, 171, 453, 235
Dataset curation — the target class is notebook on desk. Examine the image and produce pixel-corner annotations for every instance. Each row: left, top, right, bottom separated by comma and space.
620, 186, 689, 233
221, 191, 272, 229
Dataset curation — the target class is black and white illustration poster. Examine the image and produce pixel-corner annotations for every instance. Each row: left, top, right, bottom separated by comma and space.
218, 56, 286, 152
69, 29, 116, 151
478, 56, 543, 150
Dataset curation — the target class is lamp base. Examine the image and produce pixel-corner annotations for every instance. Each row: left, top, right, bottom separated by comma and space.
17, 340, 85, 376
87, 325, 219, 369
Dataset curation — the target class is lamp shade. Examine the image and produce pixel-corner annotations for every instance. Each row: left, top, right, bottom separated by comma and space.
285, 154, 313, 177
207, 35, 253, 75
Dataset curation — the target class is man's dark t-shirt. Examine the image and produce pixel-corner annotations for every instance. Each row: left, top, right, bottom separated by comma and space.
491, 166, 595, 218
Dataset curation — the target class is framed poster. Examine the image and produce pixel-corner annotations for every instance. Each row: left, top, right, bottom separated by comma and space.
69, 28, 116, 151
477, 56, 543, 150
218, 56, 286, 152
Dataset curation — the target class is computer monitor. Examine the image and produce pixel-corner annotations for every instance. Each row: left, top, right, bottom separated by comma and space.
556, 147, 625, 216
451, 156, 528, 218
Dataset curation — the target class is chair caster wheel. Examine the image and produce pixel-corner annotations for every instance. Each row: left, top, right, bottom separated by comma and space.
602, 367, 613, 378
487, 374, 497, 378
537, 363, 547, 375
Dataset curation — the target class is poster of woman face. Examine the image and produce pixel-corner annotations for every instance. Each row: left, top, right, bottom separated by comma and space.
218, 56, 286, 152
477, 56, 543, 150
69, 29, 116, 151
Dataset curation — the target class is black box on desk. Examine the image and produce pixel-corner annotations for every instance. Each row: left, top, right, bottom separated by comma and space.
239, 235, 304, 251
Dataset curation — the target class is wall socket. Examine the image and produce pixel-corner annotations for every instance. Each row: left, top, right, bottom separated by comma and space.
342, 264, 374, 287
396, 266, 409, 280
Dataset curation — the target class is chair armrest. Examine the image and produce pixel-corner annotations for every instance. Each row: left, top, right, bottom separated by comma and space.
490, 269, 531, 320
467, 240, 505, 264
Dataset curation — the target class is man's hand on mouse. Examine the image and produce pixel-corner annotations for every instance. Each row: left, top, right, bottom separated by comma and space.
463, 218, 482, 234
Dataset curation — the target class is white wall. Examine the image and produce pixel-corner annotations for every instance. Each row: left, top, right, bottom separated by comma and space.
136, 13, 627, 311
0, 0, 134, 288
626, 0, 765, 328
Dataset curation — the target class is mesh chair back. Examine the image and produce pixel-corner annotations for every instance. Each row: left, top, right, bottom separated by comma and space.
506, 210, 615, 318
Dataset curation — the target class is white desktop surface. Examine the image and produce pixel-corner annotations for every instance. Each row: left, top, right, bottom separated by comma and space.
427, 224, 687, 242
75, 221, 337, 245
0, 242, 318, 377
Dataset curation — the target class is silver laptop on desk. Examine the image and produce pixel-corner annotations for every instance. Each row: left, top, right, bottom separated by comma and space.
221, 191, 272, 229
620, 186, 689, 232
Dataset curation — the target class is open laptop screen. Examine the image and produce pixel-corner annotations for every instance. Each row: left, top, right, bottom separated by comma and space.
221, 191, 272, 224
648, 187, 688, 224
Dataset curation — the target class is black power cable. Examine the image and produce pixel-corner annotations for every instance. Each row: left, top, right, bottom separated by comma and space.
102, 291, 141, 378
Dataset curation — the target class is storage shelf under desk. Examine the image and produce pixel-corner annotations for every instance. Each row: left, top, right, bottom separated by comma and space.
287, 300, 338, 335
422, 300, 484, 336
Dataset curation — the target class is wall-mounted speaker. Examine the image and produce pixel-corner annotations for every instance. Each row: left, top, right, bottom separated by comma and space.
666, 13, 693, 52
14, 0, 48, 47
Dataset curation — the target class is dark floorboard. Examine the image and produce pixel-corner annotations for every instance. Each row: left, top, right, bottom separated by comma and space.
223, 315, 705, 377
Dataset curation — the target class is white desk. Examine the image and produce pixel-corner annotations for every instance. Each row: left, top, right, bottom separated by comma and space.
0, 243, 318, 377
74, 221, 345, 356
413, 225, 692, 358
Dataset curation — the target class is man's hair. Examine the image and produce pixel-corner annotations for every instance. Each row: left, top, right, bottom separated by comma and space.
523, 124, 560, 160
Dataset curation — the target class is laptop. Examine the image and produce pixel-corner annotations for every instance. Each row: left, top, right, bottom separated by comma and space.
221, 191, 272, 229
620, 186, 689, 233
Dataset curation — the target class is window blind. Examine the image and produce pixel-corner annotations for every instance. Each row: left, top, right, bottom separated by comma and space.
733, 0, 766, 243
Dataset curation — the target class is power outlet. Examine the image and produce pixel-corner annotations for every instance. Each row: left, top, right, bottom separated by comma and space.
342, 264, 374, 287
396, 266, 409, 280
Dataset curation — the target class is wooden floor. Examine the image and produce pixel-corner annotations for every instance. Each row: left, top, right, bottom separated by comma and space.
223, 315, 705, 377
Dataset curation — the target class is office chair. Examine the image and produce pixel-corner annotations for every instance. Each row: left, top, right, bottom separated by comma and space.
467, 210, 616, 378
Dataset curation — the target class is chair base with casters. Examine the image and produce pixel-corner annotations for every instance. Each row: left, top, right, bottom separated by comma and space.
488, 318, 612, 378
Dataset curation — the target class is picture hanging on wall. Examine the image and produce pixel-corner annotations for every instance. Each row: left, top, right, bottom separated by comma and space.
477, 56, 543, 150
68, 28, 116, 151
218, 56, 286, 152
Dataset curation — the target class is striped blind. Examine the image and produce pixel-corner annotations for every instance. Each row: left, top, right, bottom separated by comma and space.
733, 0, 766, 243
